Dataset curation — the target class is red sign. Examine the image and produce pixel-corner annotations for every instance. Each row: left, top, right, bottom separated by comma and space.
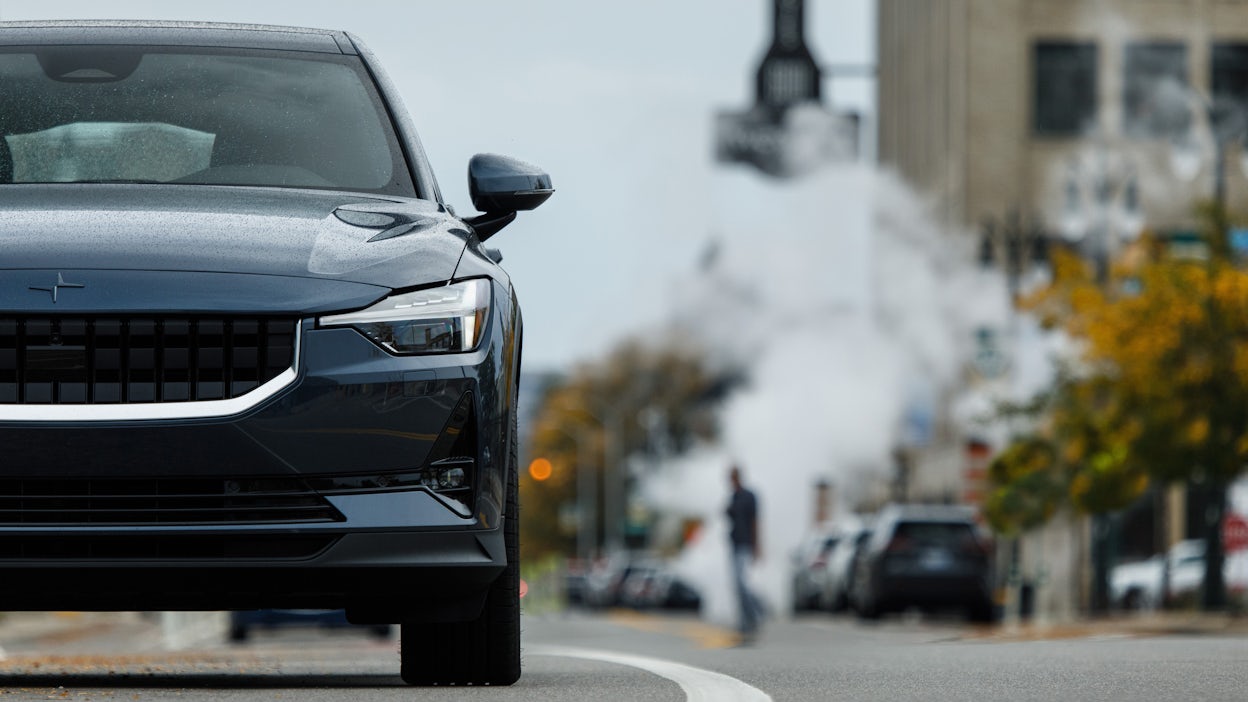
1224, 513, 1248, 553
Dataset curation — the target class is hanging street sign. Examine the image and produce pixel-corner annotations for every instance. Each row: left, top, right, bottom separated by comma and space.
756, 0, 822, 114
715, 0, 860, 179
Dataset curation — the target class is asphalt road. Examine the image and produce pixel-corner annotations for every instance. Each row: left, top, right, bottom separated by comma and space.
0, 610, 1245, 700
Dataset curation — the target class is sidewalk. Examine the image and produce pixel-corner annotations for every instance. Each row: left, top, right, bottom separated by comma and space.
970, 611, 1248, 642
0, 612, 159, 656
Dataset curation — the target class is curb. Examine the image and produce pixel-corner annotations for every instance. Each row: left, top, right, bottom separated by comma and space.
967, 613, 1248, 642
0, 612, 141, 653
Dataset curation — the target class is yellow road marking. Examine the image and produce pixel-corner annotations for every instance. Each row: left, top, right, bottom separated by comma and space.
606, 610, 741, 650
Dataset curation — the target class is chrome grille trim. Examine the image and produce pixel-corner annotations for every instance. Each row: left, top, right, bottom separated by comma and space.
0, 323, 301, 421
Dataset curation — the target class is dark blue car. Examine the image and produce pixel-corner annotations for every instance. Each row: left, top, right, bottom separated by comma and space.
0, 20, 551, 686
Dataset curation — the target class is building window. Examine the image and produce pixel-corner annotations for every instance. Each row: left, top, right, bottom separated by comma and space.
1212, 43, 1248, 123
1123, 42, 1190, 139
1033, 42, 1098, 137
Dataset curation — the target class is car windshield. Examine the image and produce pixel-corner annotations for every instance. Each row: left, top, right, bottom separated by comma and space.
0, 46, 414, 195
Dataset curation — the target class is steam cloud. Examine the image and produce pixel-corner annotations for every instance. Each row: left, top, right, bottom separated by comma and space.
642, 163, 1011, 626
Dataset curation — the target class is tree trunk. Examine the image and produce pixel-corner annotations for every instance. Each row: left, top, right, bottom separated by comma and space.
1091, 513, 1112, 615
1202, 480, 1228, 611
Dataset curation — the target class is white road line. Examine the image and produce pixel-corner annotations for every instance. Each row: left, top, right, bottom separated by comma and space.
530, 645, 773, 702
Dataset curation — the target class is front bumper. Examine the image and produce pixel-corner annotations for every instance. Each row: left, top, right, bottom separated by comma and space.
0, 527, 505, 619
0, 302, 520, 618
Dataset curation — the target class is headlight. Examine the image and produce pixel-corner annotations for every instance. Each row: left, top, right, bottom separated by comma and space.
319, 279, 491, 354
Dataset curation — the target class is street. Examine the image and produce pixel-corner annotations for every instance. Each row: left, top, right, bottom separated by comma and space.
0, 610, 1244, 700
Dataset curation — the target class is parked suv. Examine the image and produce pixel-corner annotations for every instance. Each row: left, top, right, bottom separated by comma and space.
0, 21, 552, 686
850, 504, 994, 621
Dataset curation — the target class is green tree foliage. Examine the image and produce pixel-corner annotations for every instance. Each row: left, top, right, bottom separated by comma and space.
1028, 221, 1248, 490
1051, 374, 1151, 515
983, 434, 1063, 536
984, 372, 1150, 536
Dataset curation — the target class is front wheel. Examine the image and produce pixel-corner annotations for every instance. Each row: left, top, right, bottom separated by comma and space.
967, 598, 996, 623
400, 409, 521, 686
856, 592, 883, 621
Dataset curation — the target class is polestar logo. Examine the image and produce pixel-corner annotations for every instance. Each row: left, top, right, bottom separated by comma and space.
29, 273, 85, 303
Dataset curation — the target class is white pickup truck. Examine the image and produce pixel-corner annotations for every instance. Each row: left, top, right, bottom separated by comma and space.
1111, 539, 1248, 610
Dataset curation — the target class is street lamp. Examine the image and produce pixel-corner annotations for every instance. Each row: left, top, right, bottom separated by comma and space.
977, 208, 1051, 623
1053, 132, 1146, 615
1060, 136, 1146, 283
1165, 91, 1248, 611
979, 208, 1050, 299
1169, 92, 1248, 230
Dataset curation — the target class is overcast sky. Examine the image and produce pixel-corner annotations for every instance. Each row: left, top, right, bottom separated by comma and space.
0, 0, 876, 372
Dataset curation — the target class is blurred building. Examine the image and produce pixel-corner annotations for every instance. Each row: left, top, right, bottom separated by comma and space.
878, 0, 1248, 236
876, 0, 1248, 618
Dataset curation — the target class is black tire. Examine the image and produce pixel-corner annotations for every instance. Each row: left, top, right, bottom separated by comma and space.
228, 623, 249, 643
1121, 588, 1142, 611
830, 590, 848, 613
792, 587, 812, 614
856, 595, 882, 621
400, 405, 521, 686
967, 598, 996, 624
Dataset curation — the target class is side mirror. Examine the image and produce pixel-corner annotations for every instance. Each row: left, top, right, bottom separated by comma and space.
466, 154, 554, 240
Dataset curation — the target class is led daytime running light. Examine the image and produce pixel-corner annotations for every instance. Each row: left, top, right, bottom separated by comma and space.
320, 279, 490, 354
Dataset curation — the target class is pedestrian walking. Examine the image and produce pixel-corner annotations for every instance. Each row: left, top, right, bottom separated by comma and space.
727, 465, 763, 642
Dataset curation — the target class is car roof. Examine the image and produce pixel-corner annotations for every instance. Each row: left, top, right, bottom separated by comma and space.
0, 20, 354, 55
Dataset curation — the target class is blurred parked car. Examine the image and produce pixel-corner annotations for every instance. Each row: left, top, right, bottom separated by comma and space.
563, 559, 589, 607
850, 504, 994, 622
822, 525, 873, 612
1110, 539, 1201, 611
583, 556, 630, 609
791, 525, 841, 612
618, 562, 702, 611
230, 609, 391, 643
651, 570, 703, 611
618, 561, 662, 609
583, 554, 656, 609
1111, 539, 1248, 610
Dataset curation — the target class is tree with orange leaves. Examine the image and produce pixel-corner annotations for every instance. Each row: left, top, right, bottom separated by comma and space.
520, 341, 730, 561
1020, 205, 1248, 610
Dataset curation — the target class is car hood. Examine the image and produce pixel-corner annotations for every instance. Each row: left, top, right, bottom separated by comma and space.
0, 185, 469, 291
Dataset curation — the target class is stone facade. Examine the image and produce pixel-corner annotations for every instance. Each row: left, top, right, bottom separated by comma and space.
879, 0, 1248, 236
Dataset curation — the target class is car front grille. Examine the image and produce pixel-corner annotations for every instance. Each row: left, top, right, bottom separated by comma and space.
0, 477, 344, 526
0, 317, 297, 404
